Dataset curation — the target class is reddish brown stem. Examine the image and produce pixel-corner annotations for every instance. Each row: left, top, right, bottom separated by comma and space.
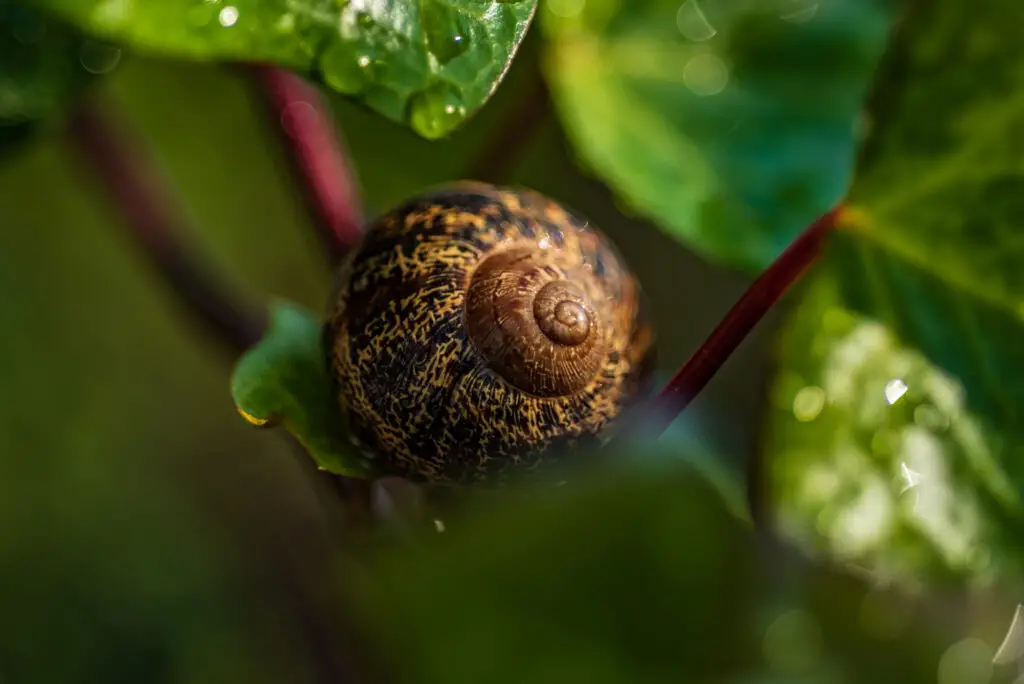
644, 207, 841, 437
66, 96, 266, 356
250, 65, 364, 263
67, 95, 379, 537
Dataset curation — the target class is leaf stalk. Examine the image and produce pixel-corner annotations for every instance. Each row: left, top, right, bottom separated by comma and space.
645, 206, 841, 436
66, 96, 266, 356
250, 65, 365, 263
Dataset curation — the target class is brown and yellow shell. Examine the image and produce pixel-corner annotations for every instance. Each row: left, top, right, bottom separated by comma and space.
323, 182, 655, 486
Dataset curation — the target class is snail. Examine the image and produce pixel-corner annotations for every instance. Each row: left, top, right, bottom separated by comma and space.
323, 182, 655, 486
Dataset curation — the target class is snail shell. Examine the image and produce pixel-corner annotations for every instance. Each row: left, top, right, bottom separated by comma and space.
324, 182, 655, 486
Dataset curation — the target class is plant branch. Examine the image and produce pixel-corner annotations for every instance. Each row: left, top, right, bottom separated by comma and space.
643, 207, 841, 437
465, 69, 550, 184
250, 65, 364, 263
67, 94, 379, 536
66, 96, 266, 356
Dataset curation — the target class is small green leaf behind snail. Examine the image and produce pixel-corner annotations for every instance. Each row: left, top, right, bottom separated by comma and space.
324, 182, 656, 486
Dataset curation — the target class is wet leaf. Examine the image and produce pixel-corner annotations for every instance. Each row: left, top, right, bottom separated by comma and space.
764, 0, 1024, 591
346, 463, 991, 684
539, 0, 893, 271
30, 0, 538, 139
0, 1, 112, 156
764, 274, 1024, 593
836, 0, 1024, 432
230, 299, 375, 478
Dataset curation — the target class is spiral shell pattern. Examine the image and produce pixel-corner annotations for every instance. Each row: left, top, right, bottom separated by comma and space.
324, 182, 655, 485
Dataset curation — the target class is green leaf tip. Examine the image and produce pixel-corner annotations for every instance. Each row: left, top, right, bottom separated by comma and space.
30, 0, 539, 140
230, 299, 376, 479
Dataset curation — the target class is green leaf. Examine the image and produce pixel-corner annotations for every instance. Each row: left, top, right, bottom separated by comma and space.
765, 274, 1024, 593
834, 0, 1024, 433
764, 0, 1024, 591
230, 299, 375, 478
29, 0, 538, 140
539, 0, 893, 271
0, 1, 112, 155
346, 463, 994, 684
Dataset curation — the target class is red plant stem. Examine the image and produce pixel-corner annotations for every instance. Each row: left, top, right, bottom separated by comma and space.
66, 97, 266, 356
67, 95, 377, 535
644, 207, 841, 437
250, 65, 364, 263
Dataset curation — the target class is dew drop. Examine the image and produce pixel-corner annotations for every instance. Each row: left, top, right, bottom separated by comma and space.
424, 11, 471, 64
897, 461, 922, 494
218, 5, 239, 27
407, 83, 466, 140
884, 377, 908, 405
318, 40, 376, 95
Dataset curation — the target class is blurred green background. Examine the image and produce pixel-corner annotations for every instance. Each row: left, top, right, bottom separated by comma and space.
0, 26, 778, 680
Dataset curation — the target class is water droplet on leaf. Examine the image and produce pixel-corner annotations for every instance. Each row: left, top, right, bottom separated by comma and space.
319, 40, 376, 95
884, 377, 909, 405
423, 9, 471, 64
218, 5, 239, 27
407, 83, 466, 140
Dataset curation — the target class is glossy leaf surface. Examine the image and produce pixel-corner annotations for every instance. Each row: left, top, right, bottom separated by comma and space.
765, 0, 1024, 591
0, 1, 112, 155
766, 274, 1024, 592
347, 463, 1002, 683
838, 0, 1024, 431
30, 0, 538, 139
230, 300, 375, 478
539, 0, 893, 270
